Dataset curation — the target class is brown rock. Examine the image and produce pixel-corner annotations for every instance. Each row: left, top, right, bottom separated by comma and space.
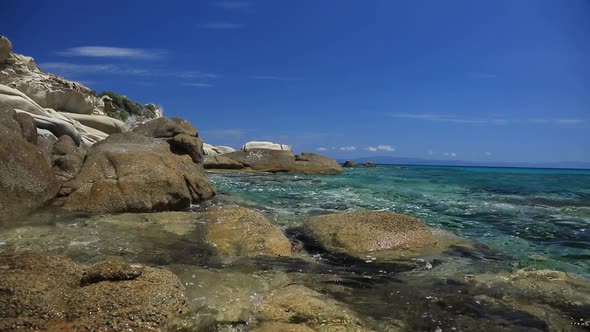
203, 206, 292, 258
302, 211, 437, 255
221, 149, 343, 174
62, 132, 215, 213
170, 133, 204, 163
0, 110, 58, 223
343, 160, 358, 168
80, 258, 143, 286
133, 116, 198, 138
203, 155, 244, 169
362, 161, 375, 168
0, 252, 187, 331
51, 135, 86, 182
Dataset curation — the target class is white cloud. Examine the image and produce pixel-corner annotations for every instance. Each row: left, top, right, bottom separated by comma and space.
183, 82, 213, 88
485, 152, 492, 156
442, 152, 457, 157
213, 1, 251, 9
316, 147, 328, 151
58, 46, 164, 59
389, 113, 508, 125
340, 146, 357, 151
366, 144, 395, 152
528, 118, 584, 124
199, 22, 244, 29
39, 62, 116, 73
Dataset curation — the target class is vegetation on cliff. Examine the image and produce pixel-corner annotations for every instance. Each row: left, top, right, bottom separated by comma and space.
98, 91, 158, 121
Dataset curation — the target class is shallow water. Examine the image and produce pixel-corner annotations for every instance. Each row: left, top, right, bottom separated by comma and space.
209, 165, 590, 277
1, 165, 589, 331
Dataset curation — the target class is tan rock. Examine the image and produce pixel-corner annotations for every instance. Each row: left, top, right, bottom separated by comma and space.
302, 211, 437, 255
62, 132, 215, 213
221, 149, 343, 174
133, 116, 197, 138
203, 206, 292, 258
242, 141, 293, 152
60, 111, 126, 134
170, 133, 204, 163
0, 252, 187, 331
203, 155, 244, 169
0, 110, 58, 223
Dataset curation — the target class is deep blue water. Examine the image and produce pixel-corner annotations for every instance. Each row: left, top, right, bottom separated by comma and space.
208, 165, 590, 276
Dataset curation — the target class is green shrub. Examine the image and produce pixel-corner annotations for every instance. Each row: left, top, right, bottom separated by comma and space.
98, 91, 158, 121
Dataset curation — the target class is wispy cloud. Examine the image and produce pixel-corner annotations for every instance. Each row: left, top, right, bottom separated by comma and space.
202, 129, 245, 137
442, 152, 457, 157
340, 146, 357, 151
39, 62, 218, 81
389, 113, 508, 125
251, 75, 298, 81
485, 152, 492, 156
183, 82, 213, 88
469, 72, 497, 79
316, 147, 328, 151
199, 22, 244, 29
528, 118, 585, 125
366, 145, 395, 152
58, 46, 165, 59
213, 1, 251, 9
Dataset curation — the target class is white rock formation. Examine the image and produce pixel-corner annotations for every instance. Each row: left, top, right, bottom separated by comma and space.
203, 143, 236, 156
241, 141, 293, 153
0, 84, 107, 147
0, 35, 105, 115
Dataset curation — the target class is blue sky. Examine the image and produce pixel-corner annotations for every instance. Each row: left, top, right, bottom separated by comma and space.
2, 0, 589, 164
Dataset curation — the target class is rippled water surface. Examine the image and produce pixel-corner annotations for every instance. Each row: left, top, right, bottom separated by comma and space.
209, 165, 590, 276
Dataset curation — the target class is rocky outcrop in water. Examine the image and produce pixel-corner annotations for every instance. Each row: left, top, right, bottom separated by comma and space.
219, 149, 343, 174
0, 36, 105, 115
61, 131, 215, 213
343, 160, 358, 167
0, 252, 187, 331
0, 110, 59, 222
301, 211, 437, 256
203, 206, 293, 258
362, 161, 375, 168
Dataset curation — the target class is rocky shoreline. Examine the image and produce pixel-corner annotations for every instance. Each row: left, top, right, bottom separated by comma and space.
1, 35, 589, 331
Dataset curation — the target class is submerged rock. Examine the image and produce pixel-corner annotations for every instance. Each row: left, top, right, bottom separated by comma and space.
301, 211, 437, 256
62, 132, 215, 213
0, 252, 187, 331
0, 109, 58, 222
203, 206, 292, 258
254, 284, 370, 331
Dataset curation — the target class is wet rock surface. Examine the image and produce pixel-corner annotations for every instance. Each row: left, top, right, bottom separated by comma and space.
80, 258, 144, 286
203, 206, 293, 259
301, 211, 437, 256
0, 252, 187, 331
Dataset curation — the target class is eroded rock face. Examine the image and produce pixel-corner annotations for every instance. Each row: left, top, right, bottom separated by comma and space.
60, 112, 126, 135
0, 36, 104, 115
51, 135, 86, 182
255, 284, 370, 332
221, 149, 343, 174
203, 206, 292, 258
62, 132, 215, 213
0, 110, 58, 222
202, 143, 235, 156
301, 211, 437, 256
0, 252, 187, 331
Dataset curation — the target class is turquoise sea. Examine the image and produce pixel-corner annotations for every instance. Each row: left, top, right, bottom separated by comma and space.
209, 165, 590, 277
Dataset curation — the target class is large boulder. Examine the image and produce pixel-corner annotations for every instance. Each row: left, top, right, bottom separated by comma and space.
202, 207, 292, 258
0, 252, 187, 331
133, 116, 197, 138
61, 132, 215, 213
343, 160, 358, 167
221, 149, 343, 174
51, 135, 86, 182
242, 141, 293, 153
0, 110, 59, 223
0, 36, 105, 115
301, 211, 437, 256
